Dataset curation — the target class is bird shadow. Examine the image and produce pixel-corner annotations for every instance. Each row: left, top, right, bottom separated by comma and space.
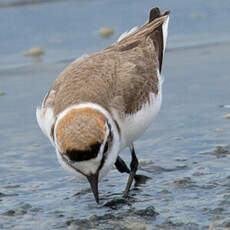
134, 174, 151, 186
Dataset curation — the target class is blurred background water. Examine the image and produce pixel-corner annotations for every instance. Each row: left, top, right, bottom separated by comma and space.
1, 0, 230, 230
1, 0, 230, 68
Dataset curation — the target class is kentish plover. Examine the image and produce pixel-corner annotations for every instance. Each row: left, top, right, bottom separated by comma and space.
36, 7, 170, 203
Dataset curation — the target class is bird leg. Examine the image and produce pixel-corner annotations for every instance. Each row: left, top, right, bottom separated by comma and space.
115, 144, 151, 198
115, 156, 131, 174
123, 143, 138, 197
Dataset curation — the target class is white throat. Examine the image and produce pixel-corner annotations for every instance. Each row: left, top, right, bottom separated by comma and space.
54, 103, 120, 181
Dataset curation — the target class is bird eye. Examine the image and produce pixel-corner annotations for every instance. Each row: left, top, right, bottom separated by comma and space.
103, 142, 108, 154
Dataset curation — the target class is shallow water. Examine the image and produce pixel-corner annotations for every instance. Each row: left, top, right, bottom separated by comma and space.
1, 0, 230, 229
1, 0, 230, 68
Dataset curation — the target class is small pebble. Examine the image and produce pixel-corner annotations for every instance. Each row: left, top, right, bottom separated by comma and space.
139, 159, 152, 166
190, 13, 206, 19
173, 177, 194, 188
99, 27, 114, 38
173, 137, 181, 141
215, 128, 225, 133
209, 223, 216, 230
24, 47, 45, 57
159, 189, 171, 194
21, 203, 32, 210
214, 146, 230, 155
220, 105, 230, 108
0, 192, 6, 197
126, 221, 149, 230
2, 210, 16, 216
224, 113, 230, 119
134, 206, 159, 219
89, 215, 97, 221
4, 184, 20, 189
223, 221, 230, 228
1, 209, 26, 216
198, 167, 206, 170
104, 198, 129, 210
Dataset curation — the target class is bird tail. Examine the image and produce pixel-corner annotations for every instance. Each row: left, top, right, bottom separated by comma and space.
148, 8, 170, 72
117, 7, 170, 73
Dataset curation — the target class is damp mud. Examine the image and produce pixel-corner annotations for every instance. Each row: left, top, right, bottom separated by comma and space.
1, 0, 230, 229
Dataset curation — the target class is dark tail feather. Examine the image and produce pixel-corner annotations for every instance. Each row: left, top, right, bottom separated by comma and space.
149, 8, 170, 73
149, 8, 170, 22
149, 7, 161, 22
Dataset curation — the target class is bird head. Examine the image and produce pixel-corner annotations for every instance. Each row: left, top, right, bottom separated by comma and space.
54, 105, 120, 203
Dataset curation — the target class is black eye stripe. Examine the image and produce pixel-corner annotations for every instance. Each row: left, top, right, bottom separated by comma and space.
103, 142, 109, 154
98, 124, 113, 172
102, 123, 113, 155
66, 142, 101, 162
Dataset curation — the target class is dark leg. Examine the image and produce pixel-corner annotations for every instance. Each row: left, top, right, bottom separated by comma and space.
115, 148, 150, 196
115, 156, 130, 174
123, 143, 139, 198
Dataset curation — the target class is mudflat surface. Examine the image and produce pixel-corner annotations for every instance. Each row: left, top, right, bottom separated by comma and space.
0, 0, 230, 229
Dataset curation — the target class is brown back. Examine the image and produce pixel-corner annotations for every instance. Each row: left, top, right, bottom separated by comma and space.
44, 8, 170, 117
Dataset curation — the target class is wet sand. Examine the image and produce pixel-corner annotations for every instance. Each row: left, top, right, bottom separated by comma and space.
0, 40, 230, 229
